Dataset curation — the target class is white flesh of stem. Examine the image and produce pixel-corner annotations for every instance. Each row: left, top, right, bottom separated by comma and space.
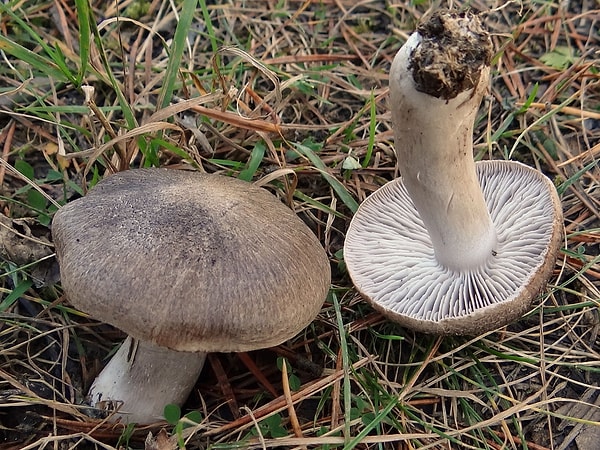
390, 32, 497, 270
88, 336, 206, 424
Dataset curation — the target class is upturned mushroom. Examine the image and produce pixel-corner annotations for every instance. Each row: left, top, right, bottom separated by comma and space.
344, 10, 563, 335
52, 168, 331, 423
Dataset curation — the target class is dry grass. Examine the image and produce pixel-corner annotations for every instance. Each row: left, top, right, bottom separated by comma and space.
0, 0, 599, 449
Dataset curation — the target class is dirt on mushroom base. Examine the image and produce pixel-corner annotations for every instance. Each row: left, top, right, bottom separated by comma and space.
410, 10, 493, 100
0, 0, 598, 448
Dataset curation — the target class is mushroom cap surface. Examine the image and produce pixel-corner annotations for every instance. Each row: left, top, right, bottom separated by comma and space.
344, 160, 563, 335
52, 168, 330, 352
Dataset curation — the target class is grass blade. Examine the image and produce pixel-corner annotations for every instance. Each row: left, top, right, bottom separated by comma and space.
0, 278, 32, 312
157, 0, 198, 109
239, 142, 266, 181
331, 292, 352, 444
199, 0, 219, 55
362, 90, 376, 168
294, 143, 359, 213
0, 36, 65, 82
74, 0, 91, 86
0, 3, 74, 83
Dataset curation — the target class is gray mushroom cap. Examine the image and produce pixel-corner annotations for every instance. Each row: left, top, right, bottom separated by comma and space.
344, 160, 563, 335
52, 168, 330, 352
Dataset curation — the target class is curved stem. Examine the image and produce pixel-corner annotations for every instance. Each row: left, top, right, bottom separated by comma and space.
88, 336, 206, 424
389, 13, 497, 270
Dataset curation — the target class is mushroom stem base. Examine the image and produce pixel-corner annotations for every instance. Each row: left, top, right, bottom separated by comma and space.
88, 336, 206, 424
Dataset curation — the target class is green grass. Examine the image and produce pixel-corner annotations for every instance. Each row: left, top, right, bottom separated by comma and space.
1, 0, 599, 449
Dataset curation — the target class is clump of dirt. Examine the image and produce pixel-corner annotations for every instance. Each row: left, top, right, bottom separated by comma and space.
410, 10, 493, 100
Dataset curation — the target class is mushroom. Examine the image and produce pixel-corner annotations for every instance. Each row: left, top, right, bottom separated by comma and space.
52, 168, 331, 423
343, 10, 563, 335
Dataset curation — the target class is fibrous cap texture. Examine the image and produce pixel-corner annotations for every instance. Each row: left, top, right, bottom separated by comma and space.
52, 169, 331, 352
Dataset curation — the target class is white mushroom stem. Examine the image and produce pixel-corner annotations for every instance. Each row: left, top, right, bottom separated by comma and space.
389, 15, 496, 270
88, 336, 206, 424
